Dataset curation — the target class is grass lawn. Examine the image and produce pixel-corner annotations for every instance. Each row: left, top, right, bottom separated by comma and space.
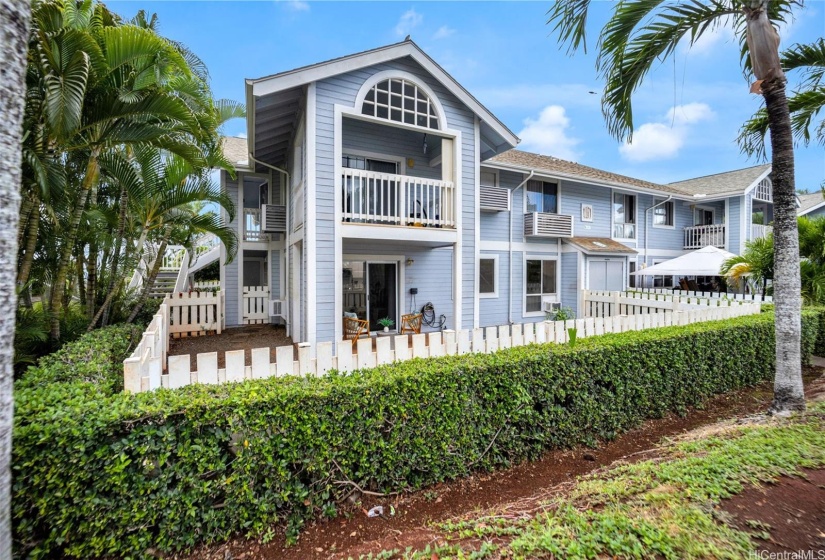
361, 399, 825, 559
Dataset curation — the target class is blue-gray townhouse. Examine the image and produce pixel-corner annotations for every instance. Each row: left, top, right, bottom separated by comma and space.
214, 39, 777, 348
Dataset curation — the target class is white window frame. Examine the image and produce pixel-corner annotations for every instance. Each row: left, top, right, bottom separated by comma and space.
341, 149, 406, 176
360, 76, 442, 130
652, 198, 675, 229
611, 189, 638, 240
523, 255, 559, 317
479, 167, 499, 188
478, 255, 499, 299
524, 179, 560, 214
693, 205, 716, 226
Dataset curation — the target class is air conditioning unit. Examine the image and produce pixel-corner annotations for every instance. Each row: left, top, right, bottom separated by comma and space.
543, 301, 561, 313
480, 185, 510, 212
269, 299, 286, 318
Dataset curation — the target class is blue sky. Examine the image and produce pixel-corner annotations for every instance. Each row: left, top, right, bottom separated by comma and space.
112, 1, 824, 190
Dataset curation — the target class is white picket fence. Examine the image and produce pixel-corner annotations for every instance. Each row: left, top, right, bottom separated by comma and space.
168, 291, 223, 337
582, 289, 763, 319
126, 301, 760, 393
632, 287, 773, 303
124, 302, 169, 393
192, 280, 220, 291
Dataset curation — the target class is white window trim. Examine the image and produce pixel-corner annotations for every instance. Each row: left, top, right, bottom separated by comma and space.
651, 197, 676, 229
354, 70, 447, 132
523, 179, 562, 214
523, 255, 560, 318
693, 205, 716, 225
478, 254, 499, 299
479, 166, 499, 188
611, 189, 638, 241
341, 149, 407, 176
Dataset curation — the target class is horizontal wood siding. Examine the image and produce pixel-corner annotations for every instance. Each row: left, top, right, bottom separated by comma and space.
223, 173, 240, 327
478, 250, 508, 327
729, 196, 741, 253
342, 119, 441, 180
559, 180, 612, 239
561, 251, 579, 317
316, 56, 476, 341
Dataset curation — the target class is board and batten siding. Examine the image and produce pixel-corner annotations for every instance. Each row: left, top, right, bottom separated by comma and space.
314, 56, 477, 343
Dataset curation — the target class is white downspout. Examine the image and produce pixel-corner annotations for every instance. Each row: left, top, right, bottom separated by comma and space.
248, 153, 291, 333
643, 195, 673, 289
509, 170, 535, 324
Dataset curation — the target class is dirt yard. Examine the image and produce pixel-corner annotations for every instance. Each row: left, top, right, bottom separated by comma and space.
168, 324, 293, 369
177, 365, 825, 560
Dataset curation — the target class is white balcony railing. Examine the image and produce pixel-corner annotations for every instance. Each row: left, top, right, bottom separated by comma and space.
244, 208, 268, 242
751, 223, 773, 240
684, 224, 725, 249
341, 169, 455, 228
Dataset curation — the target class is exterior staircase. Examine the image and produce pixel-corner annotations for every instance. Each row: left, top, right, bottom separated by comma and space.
128, 234, 221, 298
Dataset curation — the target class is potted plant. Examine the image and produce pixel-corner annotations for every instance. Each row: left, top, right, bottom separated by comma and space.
377, 317, 395, 332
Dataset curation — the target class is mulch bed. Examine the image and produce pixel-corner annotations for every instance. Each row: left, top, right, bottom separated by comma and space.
177, 366, 825, 560
167, 324, 293, 369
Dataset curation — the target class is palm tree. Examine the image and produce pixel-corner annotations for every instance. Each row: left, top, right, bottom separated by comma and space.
739, 38, 825, 160
0, 0, 32, 555
721, 235, 775, 294
548, 0, 805, 414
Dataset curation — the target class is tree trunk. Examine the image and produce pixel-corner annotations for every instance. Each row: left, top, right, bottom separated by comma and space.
16, 201, 39, 307
744, 1, 805, 413
86, 239, 97, 319
763, 77, 805, 413
0, 2, 32, 558
76, 249, 86, 308
99, 187, 128, 327
128, 238, 167, 323
48, 150, 100, 342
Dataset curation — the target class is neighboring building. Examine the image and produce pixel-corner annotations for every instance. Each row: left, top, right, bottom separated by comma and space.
202, 39, 776, 347
798, 191, 825, 218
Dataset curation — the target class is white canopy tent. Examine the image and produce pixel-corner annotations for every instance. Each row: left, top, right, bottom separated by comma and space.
632, 246, 737, 277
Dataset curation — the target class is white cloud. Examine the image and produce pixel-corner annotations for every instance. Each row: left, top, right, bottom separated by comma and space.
433, 25, 455, 40
620, 103, 714, 162
517, 105, 581, 161
279, 0, 310, 12
236, 132, 248, 139
687, 20, 736, 55
395, 9, 423, 37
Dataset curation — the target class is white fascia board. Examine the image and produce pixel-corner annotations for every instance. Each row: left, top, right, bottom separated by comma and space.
482, 162, 695, 201
248, 42, 519, 149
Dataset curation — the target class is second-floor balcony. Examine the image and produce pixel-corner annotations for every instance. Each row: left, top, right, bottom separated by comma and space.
341, 169, 455, 229
751, 223, 773, 240
244, 208, 268, 242
684, 224, 725, 250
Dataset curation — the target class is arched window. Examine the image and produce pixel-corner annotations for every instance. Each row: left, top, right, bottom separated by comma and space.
361, 78, 440, 129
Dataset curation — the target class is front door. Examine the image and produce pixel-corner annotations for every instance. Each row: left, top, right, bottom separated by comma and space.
589, 259, 624, 291
367, 263, 398, 331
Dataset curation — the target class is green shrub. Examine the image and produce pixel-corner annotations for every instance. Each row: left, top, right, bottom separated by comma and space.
14, 303, 89, 375
12, 312, 822, 559
17, 323, 143, 395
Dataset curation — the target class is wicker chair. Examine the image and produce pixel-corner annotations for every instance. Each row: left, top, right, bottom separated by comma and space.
343, 316, 369, 340
400, 313, 422, 334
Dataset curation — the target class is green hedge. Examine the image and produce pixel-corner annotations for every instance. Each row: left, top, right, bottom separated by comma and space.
12, 312, 821, 558
16, 323, 143, 395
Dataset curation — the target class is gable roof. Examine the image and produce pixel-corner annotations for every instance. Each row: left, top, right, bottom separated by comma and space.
798, 191, 825, 215
487, 149, 689, 197
666, 164, 771, 198
246, 39, 518, 150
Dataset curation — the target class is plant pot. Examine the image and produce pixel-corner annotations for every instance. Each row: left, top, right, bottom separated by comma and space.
383, 327, 389, 332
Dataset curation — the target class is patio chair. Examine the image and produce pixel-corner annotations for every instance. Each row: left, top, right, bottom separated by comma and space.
343, 315, 369, 340
400, 313, 422, 334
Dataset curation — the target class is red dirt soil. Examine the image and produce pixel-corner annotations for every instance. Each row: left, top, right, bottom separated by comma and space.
177, 367, 825, 560
721, 468, 825, 556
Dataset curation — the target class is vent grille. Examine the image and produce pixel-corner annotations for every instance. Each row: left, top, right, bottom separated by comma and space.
262, 204, 287, 233
480, 185, 510, 212
524, 212, 574, 238
270, 299, 286, 318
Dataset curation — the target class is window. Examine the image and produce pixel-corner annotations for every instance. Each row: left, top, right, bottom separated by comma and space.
652, 259, 674, 288
652, 198, 674, 227
479, 257, 497, 297
525, 259, 557, 313
694, 207, 714, 226
628, 261, 637, 289
613, 192, 636, 238
480, 169, 497, 187
342, 155, 399, 174
361, 78, 440, 129
526, 180, 558, 214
